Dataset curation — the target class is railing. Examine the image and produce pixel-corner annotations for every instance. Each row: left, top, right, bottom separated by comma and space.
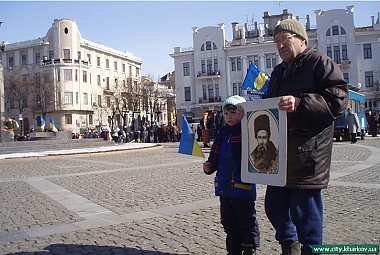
198, 96, 222, 103
197, 70, 221, 77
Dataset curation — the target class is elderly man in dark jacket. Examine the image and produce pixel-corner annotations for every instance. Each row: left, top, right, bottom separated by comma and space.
263, 19, 348, 255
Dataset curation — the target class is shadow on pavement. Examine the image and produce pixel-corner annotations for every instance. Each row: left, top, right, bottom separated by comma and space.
5, 243, 189, 255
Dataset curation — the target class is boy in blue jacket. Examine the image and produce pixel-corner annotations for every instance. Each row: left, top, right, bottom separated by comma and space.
203, 95, 260, 255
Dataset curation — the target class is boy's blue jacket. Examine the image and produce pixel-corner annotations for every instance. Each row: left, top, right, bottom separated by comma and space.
205, 123, 257, 201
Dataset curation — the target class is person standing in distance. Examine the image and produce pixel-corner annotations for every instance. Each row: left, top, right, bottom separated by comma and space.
345, 108, 360, 144
203, 95, 260, 255
263, 19, 348, 255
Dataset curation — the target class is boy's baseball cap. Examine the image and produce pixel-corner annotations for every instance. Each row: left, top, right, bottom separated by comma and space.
222, 95, 246, 110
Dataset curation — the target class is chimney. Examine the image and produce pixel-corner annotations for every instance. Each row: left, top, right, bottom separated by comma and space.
306, 15, 310, 30
372, 16, 375, 27
232, 22, 240, 40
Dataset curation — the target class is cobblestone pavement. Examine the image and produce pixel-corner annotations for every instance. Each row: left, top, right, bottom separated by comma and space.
0, 138, 379, 255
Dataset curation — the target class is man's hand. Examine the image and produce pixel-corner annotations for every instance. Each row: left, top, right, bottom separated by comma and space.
278, 96, 298, 112
203, 162, 212, 174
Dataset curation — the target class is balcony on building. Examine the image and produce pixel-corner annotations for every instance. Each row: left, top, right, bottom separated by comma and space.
339, 59, 351, 67
199, 96, 222, 104
196, 70, 221, 79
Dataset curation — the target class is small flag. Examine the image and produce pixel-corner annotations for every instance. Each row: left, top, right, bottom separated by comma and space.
49, 118, 58, 132
178, 115, 205, 158
242, 64, 270, 99
40, 116, 46, 132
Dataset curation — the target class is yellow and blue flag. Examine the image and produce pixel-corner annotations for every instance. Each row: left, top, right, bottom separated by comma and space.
242, 64, 270, 99
40, 116, 46, 132
178, 115, 205, 158
49, 118, 58, 132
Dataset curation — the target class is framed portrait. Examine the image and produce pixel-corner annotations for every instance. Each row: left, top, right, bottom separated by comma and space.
241, 97, 287, 186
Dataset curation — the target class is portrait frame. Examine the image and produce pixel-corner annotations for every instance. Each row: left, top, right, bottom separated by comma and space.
241, 97, 287, 186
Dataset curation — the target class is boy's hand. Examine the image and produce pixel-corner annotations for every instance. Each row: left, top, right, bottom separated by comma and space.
203, 162, 212, 173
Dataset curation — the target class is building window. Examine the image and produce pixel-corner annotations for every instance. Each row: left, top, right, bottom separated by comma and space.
231, 58, 237, 71
254, 56, 259, 67
106, 97, 111, 107
106, 77, 110, 90
207, 59, 212, 75
64, 92, 73, 104
63, 49, 70, 59
266, 55, 271, 68
237, 58, 241, 71
83, 93, 88, 105
87, 54, 91, 64
97, 57, 100, 66
97, 75, 101, 86
98, 95, 102, 106
77, 51, 81, 60
129, 66, 132, 76
136, 67, 140, 77
106, 59, 109, 68
327, 46, 332, 59
202, 85, 207, 99
83, 71, 87, 83
64, 69, 72, 81
214, 59, 218, 72
342, 45, 348, 60
208, 84, 214, 98
332, 25, 339, 35
122, 64, 126, 73
49, 51, 54, 60
76, 92, 79, 104
333, 46, 341, 64
89, 115, 93, 125
206, 41, 212, 50
363, 43, 372, 59
233, 82, 242, 96
8, 57, 13, 67
201, 60, 206, 74
65, 114, 72, 124
215, 84, 220, 97
21, 55, 27, 65
183, 62, 190, 76
184, 87, 191, 101
365, 71, 373, 87
35, 53, 41, 64
114, 61, 118, 70
343, 73, 349, 84
75, 69, 78, 81
272, 54, 277, 67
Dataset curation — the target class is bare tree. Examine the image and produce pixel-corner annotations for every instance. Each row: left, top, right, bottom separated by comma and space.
29, 68, 56, 121
4, 66, 32, 117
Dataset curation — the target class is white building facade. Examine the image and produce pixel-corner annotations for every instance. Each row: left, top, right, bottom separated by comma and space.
1, 18, 143, 135
171, 7, 380, 128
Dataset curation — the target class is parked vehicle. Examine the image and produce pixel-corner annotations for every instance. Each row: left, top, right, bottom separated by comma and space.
334, 89, 368, 141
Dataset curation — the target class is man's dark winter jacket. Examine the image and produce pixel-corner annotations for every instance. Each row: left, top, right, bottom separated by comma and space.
264, 46, 348, 189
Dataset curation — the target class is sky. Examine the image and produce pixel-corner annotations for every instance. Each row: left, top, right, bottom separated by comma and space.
1, 1, 379, 80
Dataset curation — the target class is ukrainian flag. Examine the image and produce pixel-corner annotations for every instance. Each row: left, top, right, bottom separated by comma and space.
49, 118, 58, 132
40, 116, 46, 132
242, 64, 270, 99
178, 115, 205, 158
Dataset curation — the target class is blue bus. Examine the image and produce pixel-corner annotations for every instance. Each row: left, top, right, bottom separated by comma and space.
334, 89, 367, 141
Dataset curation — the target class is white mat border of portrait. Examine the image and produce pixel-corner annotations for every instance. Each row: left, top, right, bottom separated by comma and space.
241, 96, 287, 187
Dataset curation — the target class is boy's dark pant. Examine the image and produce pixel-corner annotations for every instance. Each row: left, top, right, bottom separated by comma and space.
220, 197, 260, 255
265, 186, 323, 254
